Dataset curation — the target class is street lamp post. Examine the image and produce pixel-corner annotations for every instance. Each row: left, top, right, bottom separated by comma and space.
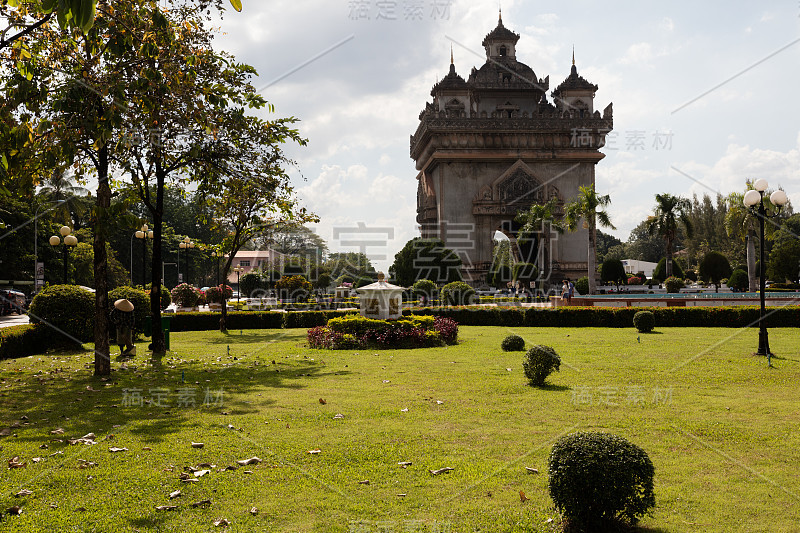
743, 179, 789, 364
134, 224, 153, 286
233, 266, 244, 298
34, 199, 66, 290
178, 237, 194, 285
49, 226, 78, 284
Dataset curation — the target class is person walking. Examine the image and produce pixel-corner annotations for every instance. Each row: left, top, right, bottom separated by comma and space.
110, 299, 136, 356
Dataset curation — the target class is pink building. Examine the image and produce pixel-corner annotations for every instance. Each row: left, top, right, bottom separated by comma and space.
225, 249, 285, 283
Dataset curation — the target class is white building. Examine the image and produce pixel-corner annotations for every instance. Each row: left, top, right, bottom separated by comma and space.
621, 259, 657, 279
225, 249, 285, 283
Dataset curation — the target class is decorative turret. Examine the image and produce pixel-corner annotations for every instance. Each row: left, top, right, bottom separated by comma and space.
551, 50, 599, 115
430, 45, 470, 117
482, 9, 520, 59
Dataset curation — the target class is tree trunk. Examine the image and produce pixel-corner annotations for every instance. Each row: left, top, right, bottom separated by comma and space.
746, 230, 757, 292
149, 165, 166, 357
587, 219, 597, 295
93, 145, 111, 377
219, 257, 233, 333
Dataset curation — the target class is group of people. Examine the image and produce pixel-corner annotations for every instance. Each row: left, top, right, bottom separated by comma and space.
561, 279, 575, 304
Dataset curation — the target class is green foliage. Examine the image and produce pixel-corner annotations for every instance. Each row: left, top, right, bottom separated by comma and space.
767, 214, 800, 283
647, 193, 693, 277
146, 283, 171, 310
0, 324, 52, 360
390, 237, 462, 286
522, 345, 560, 386
239, 272, 263, 298
440, 281, 475, 306
600, 258, 626, 287
28, 284, 94, 343
549, 432, 655, 527
170, 283, 201, 308
699, 251, 732, 291
512, 262, 538, 284
412, 279, 437, 300
684, 268, 698, 282
276, 275, 312, 301
728, 269, 749, 291
664, 276, 684, 293
108, 286, 150, 333
574, 277, 589, 296
652, 257, 684, 281
501, 334, 525, 352
308, 314, 456, 350
633, 310, 655, 333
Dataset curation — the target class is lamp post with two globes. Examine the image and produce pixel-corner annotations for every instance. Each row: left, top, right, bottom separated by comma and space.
49, 226, 78, 284
178, 237, 195, 285
135, 224, 154, 286
743, 178, 789, 363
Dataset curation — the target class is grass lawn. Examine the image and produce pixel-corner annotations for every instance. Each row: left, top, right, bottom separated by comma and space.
1, 326, 799, 532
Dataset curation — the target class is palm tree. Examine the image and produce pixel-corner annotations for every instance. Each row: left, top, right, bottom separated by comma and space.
515, 197, 565, 290
725, 183, 783, 291
564, 185, 615, 295
646, 194, 693, 279
36, 170, 88, 225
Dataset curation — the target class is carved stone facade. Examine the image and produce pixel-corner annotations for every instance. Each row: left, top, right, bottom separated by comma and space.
411, 13, 613, 286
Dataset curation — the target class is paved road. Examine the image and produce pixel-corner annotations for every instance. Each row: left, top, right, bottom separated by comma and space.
0, 313, 30, 329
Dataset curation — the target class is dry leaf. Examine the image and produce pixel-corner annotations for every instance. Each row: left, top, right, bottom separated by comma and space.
519, 490, 529, 502
31, 457, 42, 463
0, 428, 11, 436
191, 442, 204, 449
357, 480, 370, 485
307, 449, 321, 454
181, 478, 199, 484
436, 400, 444, 405
194, 469, 210, 478
155, 505, 177, 511
8, 457, 26, 469
333, 413, 344, 419
109, 447, 128, 453
39, 444, 48, 449
213, 518, 230, 527
7, 505, 22, 515
318, 398, 327, 405
143, 447, 152, 451
191, 499, 212, 508
249, 507, 258, 515
243, 470, 253, 474
400, 408, 408, 412
81, 433, 96, 440
169, 490, 181, 499
198, 463, 216, 468
397, 461, 412, 468
397, 493, 406, 497
429, 467, 454, 475
77, 459, 97, 469
525, 467, 539, 474
14, 489, 33, 497
50, 428, 65, 435
236, 457, 261, 466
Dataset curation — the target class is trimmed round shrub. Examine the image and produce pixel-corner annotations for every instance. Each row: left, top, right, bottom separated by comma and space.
440, 281, 475, 306
412, 279, 437, 301
171, 283, 201, 308
28, 284, 94, 343
145, 283, 171, 310
574, 277, 589, 296
523, 345, 560, 386
501, 334, 525, 352
728, 268, 749, 291
548, 432, 655, 528
276, 275, 312, 301
633, 310, 655, 333
239, 272, 263, 298
109, 286, 150, 334
664, 276, 683, 293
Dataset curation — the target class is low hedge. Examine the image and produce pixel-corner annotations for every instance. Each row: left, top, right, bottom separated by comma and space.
0, 324, 56, 360
166, 310, 356, 332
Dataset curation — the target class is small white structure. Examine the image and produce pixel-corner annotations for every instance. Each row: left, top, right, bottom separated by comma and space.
356, 272, 404, 320
621, 259, 658, 278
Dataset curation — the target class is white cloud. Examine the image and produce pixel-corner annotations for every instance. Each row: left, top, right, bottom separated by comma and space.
660, 17, 674, 32
619, 42, 654, 66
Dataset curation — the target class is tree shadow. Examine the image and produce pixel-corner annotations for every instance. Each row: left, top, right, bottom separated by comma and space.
203, 331, 306, 345
537, 383, 571, 392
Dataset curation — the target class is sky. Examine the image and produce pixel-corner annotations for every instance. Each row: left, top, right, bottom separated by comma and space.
211, 0, 800, 272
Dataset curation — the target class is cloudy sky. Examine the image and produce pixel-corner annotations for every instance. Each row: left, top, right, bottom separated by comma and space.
212, 0, 800, 271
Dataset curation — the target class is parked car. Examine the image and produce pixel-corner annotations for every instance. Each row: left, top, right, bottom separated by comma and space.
0, 288, 26, 315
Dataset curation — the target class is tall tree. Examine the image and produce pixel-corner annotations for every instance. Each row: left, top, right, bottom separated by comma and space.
646, 194, 693, 279
390, 237, 462, 287
564, 185, 615, 295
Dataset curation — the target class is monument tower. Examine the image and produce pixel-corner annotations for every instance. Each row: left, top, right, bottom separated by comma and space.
411, 12, 613, 286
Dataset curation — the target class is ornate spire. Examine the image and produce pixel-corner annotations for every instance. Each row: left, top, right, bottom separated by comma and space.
450, 43, 454, 65
499, 6, 502, 24
572, 46, 575, 66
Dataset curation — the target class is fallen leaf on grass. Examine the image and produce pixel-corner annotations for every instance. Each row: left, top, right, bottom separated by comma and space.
14, 489, 33, 497
109, 447, 128, 453
436, 400, 444, 405
307, 449, 321, 454
8, 457, 26, 469
50, 428, 65, 435
397, 461, 412, 468
357, 480, 370, 485
155, 505, 177, 511
197, 462, 216, 469
243, 470, 253, 474
236, 457, 261, 466
77, 460, 97, 469
31, 457, 42, 463
429, 467, 454, 475
213, 518, 230, 527
143, 447, 152, 451
0, 428, 10, 436
7, 506, 22, 515
191, 499, 212, 508
39, 444, 48, 449
68, 438, 96, 446
318, 398, 326, 405
400, 408, 408, 412
397, 493, 406, 497
169, 490, 181, 499
249, 507, 258, 515
191, 442, 204, 449
333, 414, 344, 420
193, 470, 210, 478
519, 491, 529, 502
81, 433, 96, 440
525, 467, 539, 474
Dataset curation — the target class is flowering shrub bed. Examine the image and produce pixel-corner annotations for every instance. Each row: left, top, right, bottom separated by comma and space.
307, 314, 458, 350
171, 283, 201, 308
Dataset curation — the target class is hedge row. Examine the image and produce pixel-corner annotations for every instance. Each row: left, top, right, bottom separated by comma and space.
167, 310, 357, 332
0, 324, 55, 360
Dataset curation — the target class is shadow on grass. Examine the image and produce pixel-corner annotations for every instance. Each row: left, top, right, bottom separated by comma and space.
538, 383, 571, 392
203, 331, 304, 345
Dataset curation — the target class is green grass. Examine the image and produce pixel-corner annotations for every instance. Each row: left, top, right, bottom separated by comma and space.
1, 326, 799, 532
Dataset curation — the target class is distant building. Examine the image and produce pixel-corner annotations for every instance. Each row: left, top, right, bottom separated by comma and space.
621, 259, 657, 278
225, 249, 285, 283
411, 11, 613, 286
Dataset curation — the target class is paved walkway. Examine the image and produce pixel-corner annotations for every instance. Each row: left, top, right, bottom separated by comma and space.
0, 313, 30, 329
